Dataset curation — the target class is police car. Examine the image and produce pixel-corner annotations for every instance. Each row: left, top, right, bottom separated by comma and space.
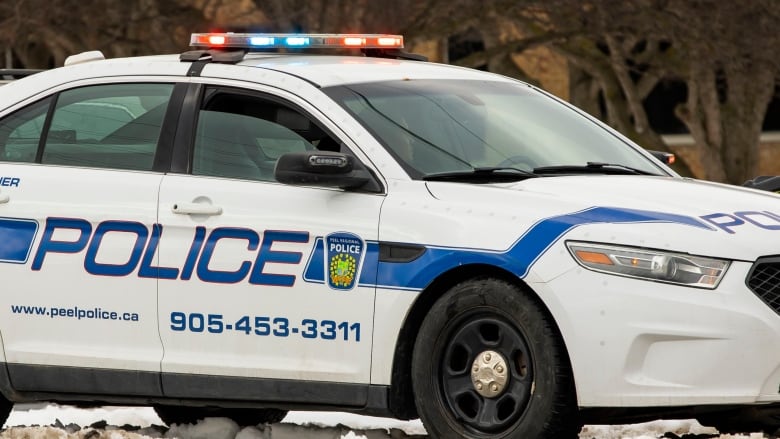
0, 33, 778, 438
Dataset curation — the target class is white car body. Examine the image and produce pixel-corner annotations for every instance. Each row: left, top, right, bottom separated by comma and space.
0, 42, 778, 435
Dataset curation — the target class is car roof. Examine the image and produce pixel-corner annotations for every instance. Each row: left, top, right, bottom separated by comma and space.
0, 52, 517, 105
233, 53, 515, 87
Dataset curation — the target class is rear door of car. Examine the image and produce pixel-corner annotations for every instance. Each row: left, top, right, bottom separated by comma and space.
0, 79, 186, 396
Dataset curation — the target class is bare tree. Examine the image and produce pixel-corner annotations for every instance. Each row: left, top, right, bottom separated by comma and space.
663, 0, 778, 183
3, 0, 777, 183
495, 0, 780, 183
0, 0, 207, 67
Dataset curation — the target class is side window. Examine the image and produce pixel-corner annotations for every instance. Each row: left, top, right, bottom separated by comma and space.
0, 97, 52, 163
193, 90, 341, 181
42, 83, 174, 171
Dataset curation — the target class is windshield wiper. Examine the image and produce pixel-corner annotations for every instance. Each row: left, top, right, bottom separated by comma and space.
422, 167, 540, 182
532, 162, 660, 176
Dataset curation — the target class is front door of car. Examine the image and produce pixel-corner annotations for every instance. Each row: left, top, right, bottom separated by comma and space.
156, 85, 383, 404
0, 82, 182, 395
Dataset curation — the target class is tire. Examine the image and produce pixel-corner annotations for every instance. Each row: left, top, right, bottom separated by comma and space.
154, 405, 288, 427
0, 397, 11, 427
411, 278, 580, 438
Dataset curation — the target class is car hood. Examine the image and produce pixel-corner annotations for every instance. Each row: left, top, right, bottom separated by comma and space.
425, 175, 780, 262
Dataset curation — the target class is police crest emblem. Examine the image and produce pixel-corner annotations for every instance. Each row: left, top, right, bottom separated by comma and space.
325, 232, 365, 290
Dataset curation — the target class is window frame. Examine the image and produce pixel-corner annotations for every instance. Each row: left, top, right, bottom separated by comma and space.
179, 84, 382, 191
0, 81, 187, 173
0, 96, 53, 164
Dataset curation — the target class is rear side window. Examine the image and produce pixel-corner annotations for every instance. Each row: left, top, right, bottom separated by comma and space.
43, 84, 174, 171
0, 83, 174, 171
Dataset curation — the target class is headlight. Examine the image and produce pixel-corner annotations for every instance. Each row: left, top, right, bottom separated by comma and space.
566, 242, 730, 289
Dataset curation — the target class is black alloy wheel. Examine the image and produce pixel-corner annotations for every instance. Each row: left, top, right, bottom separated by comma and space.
412, 277, 580, 438
440, 314, 533, 433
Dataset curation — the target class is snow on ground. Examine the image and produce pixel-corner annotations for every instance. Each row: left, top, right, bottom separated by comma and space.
0, 404, 770, 438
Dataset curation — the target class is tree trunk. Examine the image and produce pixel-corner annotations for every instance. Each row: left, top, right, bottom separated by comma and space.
720, 65, 775, 183
568, 65, 603, 119
676, 62, 775, 184
674, 65, 728, 182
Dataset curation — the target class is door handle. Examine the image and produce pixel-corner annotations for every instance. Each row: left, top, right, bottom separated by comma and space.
172, 202, 222, 216
0, 193, 8, 204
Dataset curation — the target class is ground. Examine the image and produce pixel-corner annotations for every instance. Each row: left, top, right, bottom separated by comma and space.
0, 404, 770, 438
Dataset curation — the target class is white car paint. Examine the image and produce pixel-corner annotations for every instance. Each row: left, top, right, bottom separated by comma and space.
0, 45, 777, 431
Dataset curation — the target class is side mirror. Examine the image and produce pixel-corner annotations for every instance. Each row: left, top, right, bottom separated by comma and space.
274, 151, 375, 190
743, 175, 780, 193
648, 150, 676, 165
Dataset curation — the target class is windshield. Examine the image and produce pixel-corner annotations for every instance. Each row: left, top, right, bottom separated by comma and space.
323, 79, 665, 178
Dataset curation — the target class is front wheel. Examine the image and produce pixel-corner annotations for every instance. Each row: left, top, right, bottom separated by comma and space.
411, 278, 579, 438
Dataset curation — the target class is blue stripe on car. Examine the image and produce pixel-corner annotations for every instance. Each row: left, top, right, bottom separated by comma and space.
304, 206, 714, 291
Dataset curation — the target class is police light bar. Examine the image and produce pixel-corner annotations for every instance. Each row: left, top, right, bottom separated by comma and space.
190, 33, 404, 50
